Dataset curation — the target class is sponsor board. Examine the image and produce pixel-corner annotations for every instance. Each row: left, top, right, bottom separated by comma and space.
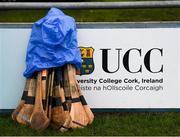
0, 23, 180, 111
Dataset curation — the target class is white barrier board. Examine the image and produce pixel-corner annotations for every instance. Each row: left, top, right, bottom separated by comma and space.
0, 23, 180, 110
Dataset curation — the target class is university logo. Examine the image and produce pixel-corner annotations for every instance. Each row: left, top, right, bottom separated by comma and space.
77, 47, 95, 75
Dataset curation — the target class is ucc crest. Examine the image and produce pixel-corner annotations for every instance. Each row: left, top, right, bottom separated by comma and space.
77, 47, 95, 75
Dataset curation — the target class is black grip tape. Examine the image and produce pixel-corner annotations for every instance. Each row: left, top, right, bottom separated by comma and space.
52, 97, 62, 108
80, 95, 87, 105
21, 90, 28, 100
72, 97, 81, 103
62, 102, 68, 111
42, 76, 47, 80
25, 96, 35, 105
65, 97, 72, 101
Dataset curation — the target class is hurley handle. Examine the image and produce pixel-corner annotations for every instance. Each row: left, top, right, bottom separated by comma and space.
41, 70, 48, 110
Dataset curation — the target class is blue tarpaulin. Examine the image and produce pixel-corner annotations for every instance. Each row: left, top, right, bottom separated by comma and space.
23, 8, 82, 78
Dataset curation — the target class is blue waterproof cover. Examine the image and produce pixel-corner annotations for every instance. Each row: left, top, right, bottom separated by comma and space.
23, 8, 82, 78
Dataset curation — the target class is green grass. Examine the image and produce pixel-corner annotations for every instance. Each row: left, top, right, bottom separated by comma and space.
0, 112, 180, 136
0, 0, 180, 22
1, 8, 180, 22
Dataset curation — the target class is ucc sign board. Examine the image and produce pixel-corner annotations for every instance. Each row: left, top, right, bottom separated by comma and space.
0, 22, 180, 111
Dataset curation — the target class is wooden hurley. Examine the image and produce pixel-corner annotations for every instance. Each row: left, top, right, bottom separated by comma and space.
75, 81, 94, 124
48, 69, 55, 120
64, 64, 89, 128
59, 88, 72, 132
51, 72, 65, 128
30, 71, 50, 130
41, 69, 48, 112
51, 67, 72, 132
72, 67, 94, 125
45, 70, 52, 116
12, 78, 30, 121
13, 64, 94, 130
63, 65, 72, 111
16, 75, 36, 125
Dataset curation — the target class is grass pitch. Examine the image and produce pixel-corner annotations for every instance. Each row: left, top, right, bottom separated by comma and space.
0, 8, 180, 22
0, 112, 180, 136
